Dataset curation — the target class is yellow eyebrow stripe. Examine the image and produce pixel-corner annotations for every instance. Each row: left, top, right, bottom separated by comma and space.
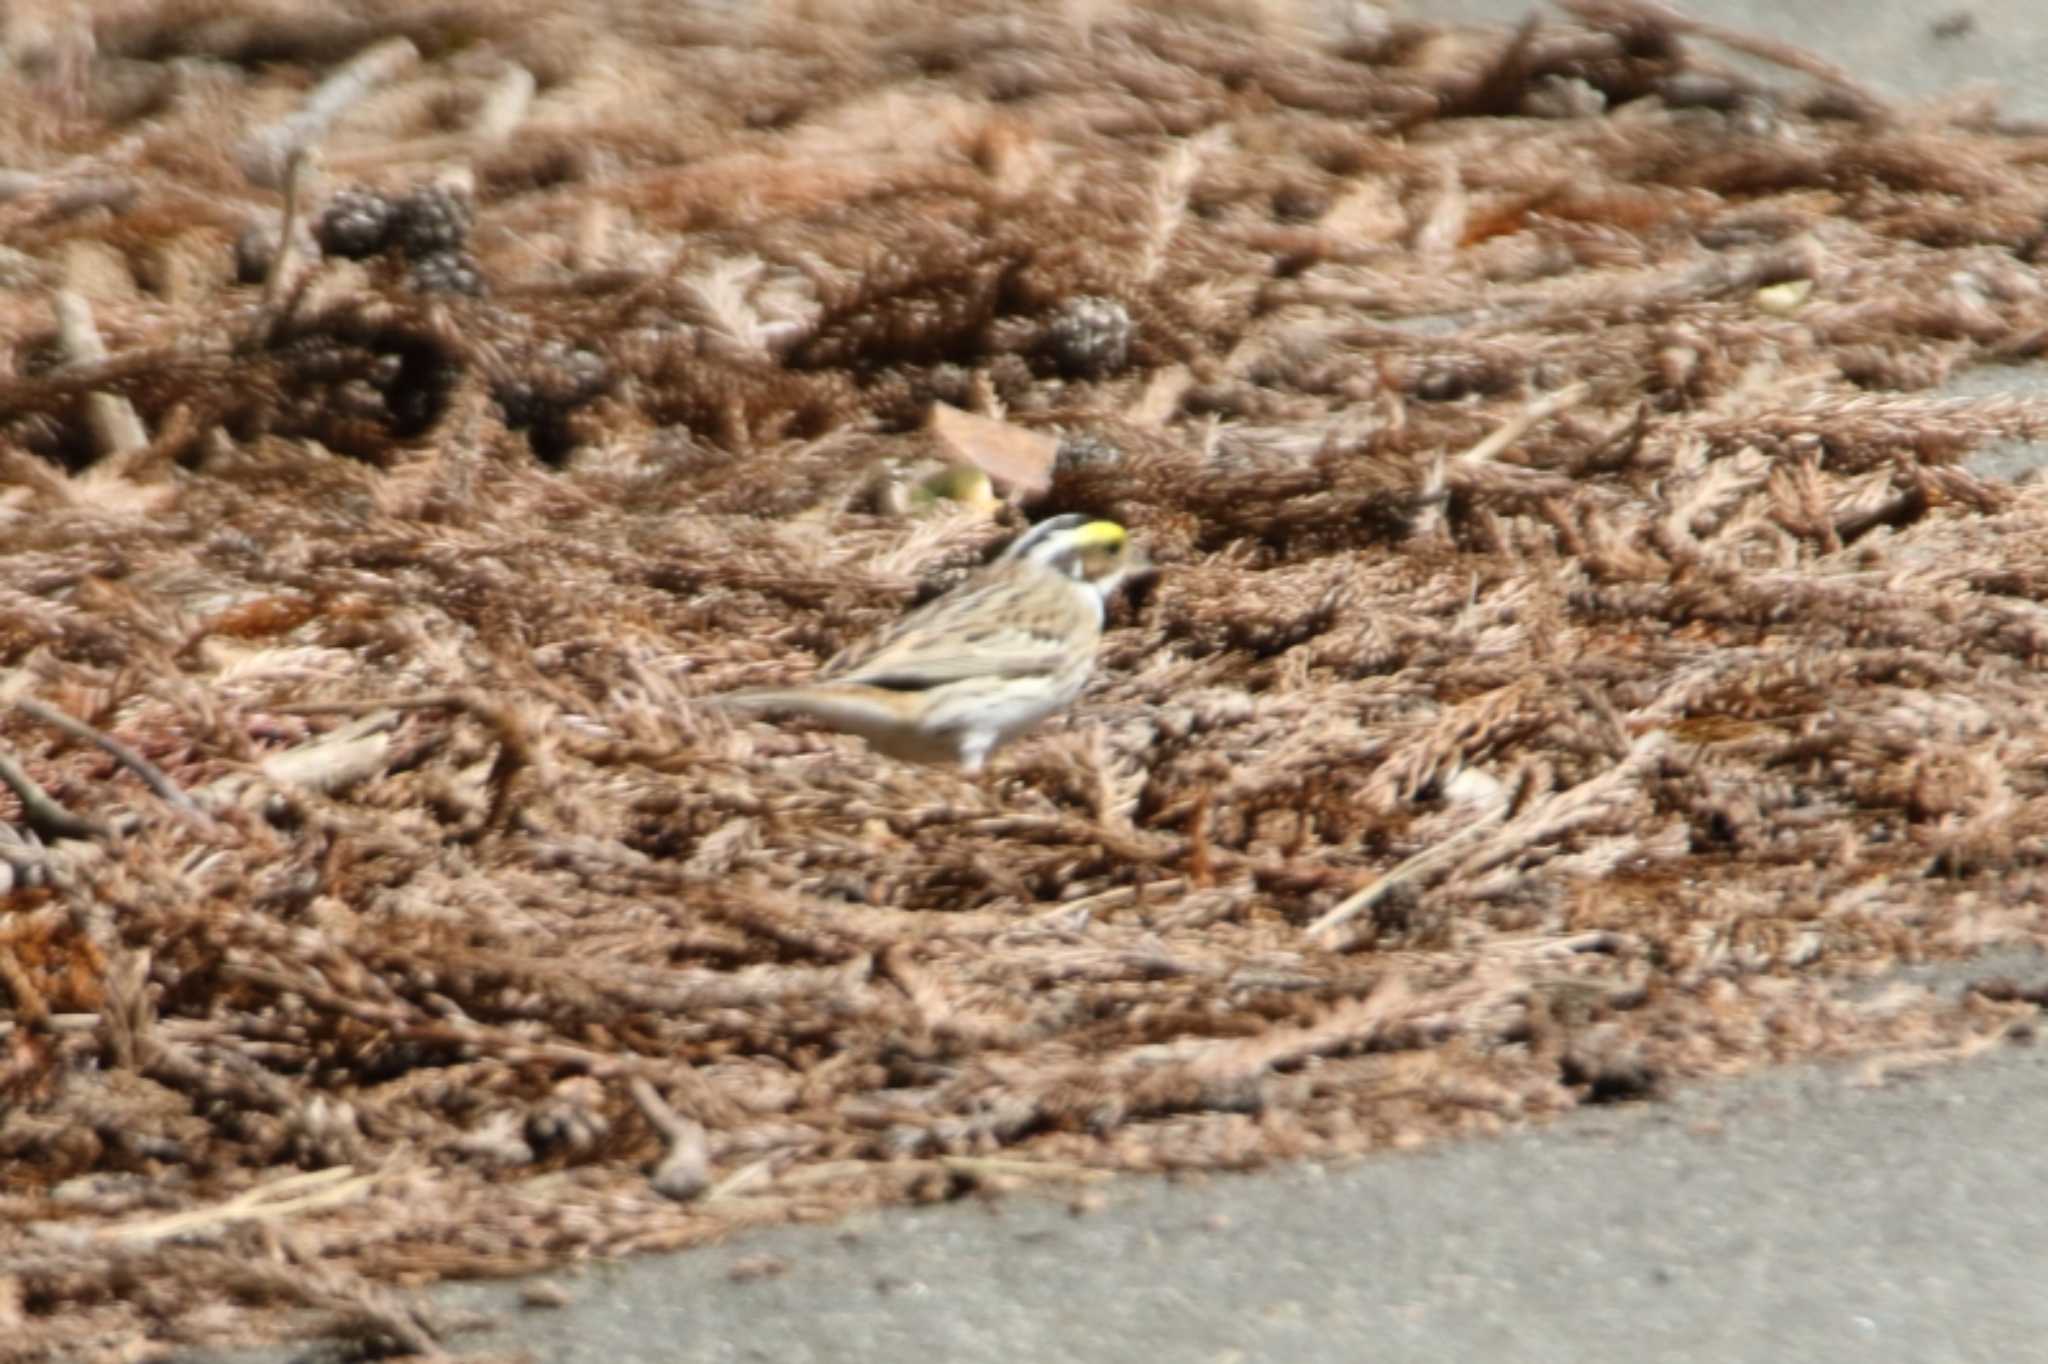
1072, 520, 1127, 548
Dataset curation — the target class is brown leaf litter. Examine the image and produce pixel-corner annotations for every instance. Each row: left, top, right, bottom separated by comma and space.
5, 0, 2048, 1356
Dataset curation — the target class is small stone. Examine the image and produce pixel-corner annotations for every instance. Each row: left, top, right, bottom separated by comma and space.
519, 1280, 573, 1309
726, 1255, 790, 1283
1055, 431, 1124, 473
1041, 295, 1133, 379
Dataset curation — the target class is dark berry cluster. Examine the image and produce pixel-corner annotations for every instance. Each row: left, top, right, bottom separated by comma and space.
309, 183, 486, 296
493, 342, 612, 428
389, 184, 473, 259
405, 250, 486, 297
312, 187, 398, 259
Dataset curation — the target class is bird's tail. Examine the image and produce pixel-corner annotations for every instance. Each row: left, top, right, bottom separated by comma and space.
707, 685, 901, 733
705, 688, 798, 714
706, 685, 957, 766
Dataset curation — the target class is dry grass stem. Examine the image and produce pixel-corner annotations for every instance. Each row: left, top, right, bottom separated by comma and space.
53, 290, 150, 458
238, 37, 421, 187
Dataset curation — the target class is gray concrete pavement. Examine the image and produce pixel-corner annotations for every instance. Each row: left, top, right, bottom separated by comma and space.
453, 1000, 2048, 1364
1424, 0, 2048, 121
181, 951, 2048, 1364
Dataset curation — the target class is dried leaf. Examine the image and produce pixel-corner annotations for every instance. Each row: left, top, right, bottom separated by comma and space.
927, 402, 1058, 495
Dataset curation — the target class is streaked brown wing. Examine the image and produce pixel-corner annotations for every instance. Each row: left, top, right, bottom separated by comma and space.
820, 572, 1093, 690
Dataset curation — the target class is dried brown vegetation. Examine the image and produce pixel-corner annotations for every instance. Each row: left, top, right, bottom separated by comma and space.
6, 0, 2048, 1356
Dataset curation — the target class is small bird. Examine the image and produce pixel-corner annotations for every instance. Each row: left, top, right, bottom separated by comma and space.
713, 514, 1141, 772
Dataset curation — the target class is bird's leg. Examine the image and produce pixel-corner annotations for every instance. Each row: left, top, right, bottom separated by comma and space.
957, 732, 994, 776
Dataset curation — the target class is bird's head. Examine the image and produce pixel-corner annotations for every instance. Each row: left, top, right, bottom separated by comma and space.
1001, 514, 1143, 601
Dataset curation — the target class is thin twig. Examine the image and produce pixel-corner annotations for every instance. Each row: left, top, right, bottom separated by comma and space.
1037, 878, 1187, 921
471, 63, 538, 142
1412, 382, 1591, 542
52, 290, 150, 458
1304, 802, 1509, 944
329, 62, 536, 171
704, 1157, 778, 1201
197, 709, 402, 813
237, 36, 419, 187
1454, 381, 1591, 466
938, 1155, 1114, 1185
257, 145, 319, 326
262, 693, 470, 716
628, 1076, 712, 1202
0, 744, 109, 841
84, 1167, 373, 1246
17, 697, 206, 819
